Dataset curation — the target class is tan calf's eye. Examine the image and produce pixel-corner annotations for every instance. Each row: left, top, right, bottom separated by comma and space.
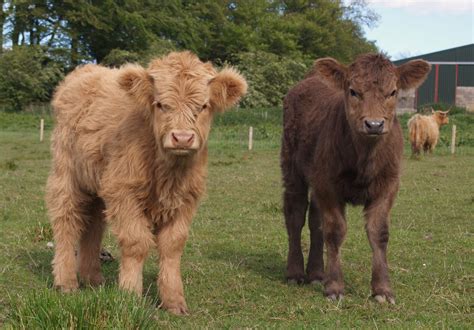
154, 101, 167, 112
390, 89, 397, 97
197, 104, 208, 113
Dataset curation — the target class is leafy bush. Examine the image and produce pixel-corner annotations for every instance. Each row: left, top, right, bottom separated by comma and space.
101, 49, 141, 67
101, 39, 177, 67
0, 46, 64, 112
234, 51, 310, 108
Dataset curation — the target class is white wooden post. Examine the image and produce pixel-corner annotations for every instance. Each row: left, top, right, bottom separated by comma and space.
40, 118, 44, 142
248, 126, 253, 151
451, 124, 456, 154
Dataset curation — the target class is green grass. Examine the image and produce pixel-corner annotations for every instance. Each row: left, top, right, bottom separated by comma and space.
0, 108, 473, 328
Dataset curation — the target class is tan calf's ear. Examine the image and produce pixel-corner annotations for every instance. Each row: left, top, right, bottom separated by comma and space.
397, 60, 431, 90
312, 58, 348, 90
209, 67, 247, 112
118, 64, 155, 107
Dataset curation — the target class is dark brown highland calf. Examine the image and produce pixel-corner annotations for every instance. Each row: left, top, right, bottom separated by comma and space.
46, 51, 247, 315
281, 53, 430, 303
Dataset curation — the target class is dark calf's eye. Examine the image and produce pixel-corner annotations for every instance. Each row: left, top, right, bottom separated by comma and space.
349, 88, 361, 98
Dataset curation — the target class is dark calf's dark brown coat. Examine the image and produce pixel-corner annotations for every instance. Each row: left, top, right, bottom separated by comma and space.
281, 53, 430, 302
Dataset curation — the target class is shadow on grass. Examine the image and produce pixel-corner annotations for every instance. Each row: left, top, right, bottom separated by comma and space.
205, 243, 286, 283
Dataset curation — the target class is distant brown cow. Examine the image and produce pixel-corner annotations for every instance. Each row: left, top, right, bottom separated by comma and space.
281, 53, 430, 303
408, 108, 450, 155
46, 51, 247, 315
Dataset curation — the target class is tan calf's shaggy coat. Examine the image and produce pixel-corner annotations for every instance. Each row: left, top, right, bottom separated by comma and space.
408, 109, 449, 155
46, 51, 247, 315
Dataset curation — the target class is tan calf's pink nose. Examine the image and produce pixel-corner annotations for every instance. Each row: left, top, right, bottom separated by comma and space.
171, 130, 195, 148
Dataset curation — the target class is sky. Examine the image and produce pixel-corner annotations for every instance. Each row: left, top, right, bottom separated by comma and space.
361, 0, 474, 60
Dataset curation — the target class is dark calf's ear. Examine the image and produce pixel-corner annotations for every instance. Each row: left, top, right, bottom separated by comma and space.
312, 58, 348, 90
397, 60, 431, 90
118, 64, 155, 107
209, 67, 247, 112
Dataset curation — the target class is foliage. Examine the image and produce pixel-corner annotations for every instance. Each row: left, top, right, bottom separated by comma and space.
235, 51, 310, 108
101, 49, 141, 68
0, 46, 63, 111
0, 0, 379, 109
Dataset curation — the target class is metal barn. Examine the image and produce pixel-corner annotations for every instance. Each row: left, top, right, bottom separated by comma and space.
394, 44, 474, 109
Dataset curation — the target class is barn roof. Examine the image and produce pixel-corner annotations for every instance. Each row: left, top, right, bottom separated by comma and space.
393, 44, 474, 65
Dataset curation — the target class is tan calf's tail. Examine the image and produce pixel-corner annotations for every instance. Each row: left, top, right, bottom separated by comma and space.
408, 115, 422, 155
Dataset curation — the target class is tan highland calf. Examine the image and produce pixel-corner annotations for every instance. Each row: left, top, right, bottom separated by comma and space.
45, 51, 247, 315
408, 108, 449, 156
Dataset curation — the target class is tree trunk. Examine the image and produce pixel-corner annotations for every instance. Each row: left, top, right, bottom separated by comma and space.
70, 33, 79, 66
0, 0, 4, 52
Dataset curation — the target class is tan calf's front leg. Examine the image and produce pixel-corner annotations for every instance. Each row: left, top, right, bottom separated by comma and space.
156, 216, 191, 315
108, 199, 155, 295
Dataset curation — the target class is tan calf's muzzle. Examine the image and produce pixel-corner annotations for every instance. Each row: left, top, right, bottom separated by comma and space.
171, 130, 195, 149
163, 129, 200, 155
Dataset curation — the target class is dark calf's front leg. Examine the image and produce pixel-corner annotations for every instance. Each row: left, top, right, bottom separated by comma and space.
320, 204, 346, 299
365, 195, 396, 304
283, 188, 308, 284
306, 194, 324, 283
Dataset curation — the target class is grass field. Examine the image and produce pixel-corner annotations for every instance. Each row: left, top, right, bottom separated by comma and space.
0, 108, 472, 328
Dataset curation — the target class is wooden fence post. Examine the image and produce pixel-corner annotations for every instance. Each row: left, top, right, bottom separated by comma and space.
40, 118, 44, 142
248, 126, 253, 151
451, 124, 456, 154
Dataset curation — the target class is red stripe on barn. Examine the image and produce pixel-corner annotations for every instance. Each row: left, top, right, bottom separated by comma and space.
454, 64, 459, 104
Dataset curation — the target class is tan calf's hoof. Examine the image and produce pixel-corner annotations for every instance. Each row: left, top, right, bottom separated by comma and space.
161, 302, 189, 316
54, 281, 79, 293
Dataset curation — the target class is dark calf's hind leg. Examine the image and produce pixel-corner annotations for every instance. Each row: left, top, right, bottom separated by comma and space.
283, 178, 308, 284
306, 194, 324, 283
78, 197, 106, 286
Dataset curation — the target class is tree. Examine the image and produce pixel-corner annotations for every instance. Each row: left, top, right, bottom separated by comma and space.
0, 46, 63, 111
0, 0, 380, 109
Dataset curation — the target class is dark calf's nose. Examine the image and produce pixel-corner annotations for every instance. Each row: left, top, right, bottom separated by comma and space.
364, 119, 385, 134
171, 131, 195, 148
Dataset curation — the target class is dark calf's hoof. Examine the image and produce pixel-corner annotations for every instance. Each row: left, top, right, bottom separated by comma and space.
372, 288, 395, 304
324, 281, 344, 300
306, 271, 325, 285
286, 274, 305, 285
